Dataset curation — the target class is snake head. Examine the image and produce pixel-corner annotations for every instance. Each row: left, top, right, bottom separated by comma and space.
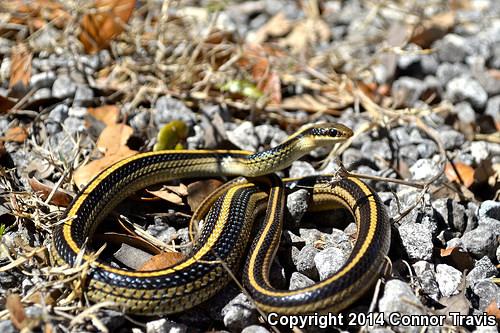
287, 123, 353, 146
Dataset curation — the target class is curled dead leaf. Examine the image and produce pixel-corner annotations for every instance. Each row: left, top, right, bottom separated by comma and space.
3, 127, 28, 143
96, 123, 134, 155
9, 43, 32, 94
88, 105, 120, 126
79, 0, 136, 54
0, 95, 16, 114
445, 162, 475, 188
73, 146, 136, 188
440, 247, 474, 271
486, 300, 500, 321
138, 252, 185, 271
187, 179, 223, 212
28, 177, 73, 207
6, 294, 26, 330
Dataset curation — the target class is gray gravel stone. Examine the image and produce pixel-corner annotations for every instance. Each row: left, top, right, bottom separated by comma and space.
439, 129, 465, 150
467, 256, 497, 287
415, 267, 440, 301
0, 321, 16, 333
391, 76, 425, 106
52, 75, 77, 99
227, 121, 258, 151
254, 124, 287, 148
446, 76, 488, 109
241, 326, 271, 333
409, 158, 441, 181
99, 310, 126, 332
434, 34, 470, 63
73, 84, 94, 106
286, 189, 310, 224
435, 264, 461, 297
461, 224, 498, 258
130, 111, 151, 131
289, 271, 315, 290
154, 96, 196, 127
68, 106, 87, 118
478, 200, 500, 221
63, 116, 86, 134
293, 244, 319, 280
289, 161, 316, 178
341, 147, 363, 167
147, 224, 178, 245
379, 280, 426, 332
31, 87, 51, 100
399, 221, 434, 261
221, 293, 258, 332
436, 62, 469, 85
421, 54, 439, 74
416, 139, 438, 159
484, 95, 500, 122
314, 247, 349, 280
46, 104, 69, 135
454, 102, 476, 123
472, 280, 500, 312
29, 71, 56, 90
146, 318, 187, 333
432, 198, 468, 233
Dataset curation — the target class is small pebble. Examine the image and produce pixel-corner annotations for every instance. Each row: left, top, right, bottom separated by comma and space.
52, 75, 77, 99
227, 121, 258, 151
379, 280, 426, 315
29, 71, 56, 90
286, 189, 310, 224
293, 244, 319, 280
146, 318, 187, 333
461, 224, 498, 259
289, 272, 315, 290
314, 247, 349, 280
221, 293, 258, 332
241, 326, 271, 333
485, 95, 500, 122
398, 222, 434, 261
454, 102, 476, 123
409, 158, 441, 181
446, 76, 488, 109
466, 256, 497, 287
434, 33, 469, 63
288, 161, 316, 178
435, 264, 462, 297
73, 84, 94, 106
154, 96, 196, 127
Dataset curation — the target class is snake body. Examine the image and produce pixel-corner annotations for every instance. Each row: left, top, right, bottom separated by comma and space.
52, 123, 391, 315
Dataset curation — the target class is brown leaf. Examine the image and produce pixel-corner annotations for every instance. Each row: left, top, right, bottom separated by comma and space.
96, 123, 134, 155
28, 177, 73, 207
0, 95, 16, 114
440, 247, 474, 271
251, 12, 292, 44
9, 43, 32, 92
79, 0, 136, 54
73, 146, 136, 188
259, 71, 281, 105
88, 105, 120, 126
187, 179, 223, 212
138, 252, 185, 271
445, 162, 475, 188
6, 294, 26, 330
486, 300, 500, 320
410, 12, 455, 48
146, 189, 184, 205
4, 127, 28, 143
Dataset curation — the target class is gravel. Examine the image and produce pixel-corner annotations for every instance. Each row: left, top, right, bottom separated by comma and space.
435, 264, 462, 297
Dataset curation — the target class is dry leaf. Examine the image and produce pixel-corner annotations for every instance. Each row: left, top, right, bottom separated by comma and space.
88, 105, 120, 126
445, 162, 475, 188
96, 123, 134, 155
6, 294, 26, 330
9, 43, 32, 92
486, 300, 500, 320
28, 177, 73, 207
4, 127, 28, 143
440, 247, 474, 271
410, 12, 455, 48
146, 189, 184, 205
138, 252, 185, 271
73, 147, 136, 188
251, 12, 292, 44
187, 179, 223, 212
79, 0, 136, 53
0, 95, 16, 114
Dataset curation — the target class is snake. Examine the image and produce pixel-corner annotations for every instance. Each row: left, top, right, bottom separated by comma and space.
52, 123, 391, 315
